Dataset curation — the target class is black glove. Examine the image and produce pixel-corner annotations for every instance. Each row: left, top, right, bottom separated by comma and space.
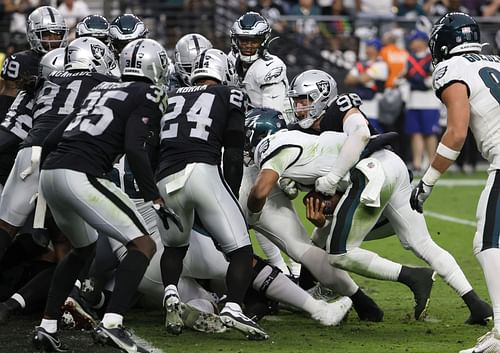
409, 180, 433, 213
153, 204, 184, 232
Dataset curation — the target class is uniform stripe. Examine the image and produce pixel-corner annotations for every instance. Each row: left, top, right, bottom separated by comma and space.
329, 169, 366, 255
47, 7, 56, 22
86, 175, 149, 236
130, 39, 144, 68
192, 34, 200, 51
217, 166, 247, 224
482, 170, 500, 250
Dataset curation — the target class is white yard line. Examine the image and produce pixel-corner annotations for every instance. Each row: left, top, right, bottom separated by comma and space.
419, 178, 480, 227
131, 332, 167, 353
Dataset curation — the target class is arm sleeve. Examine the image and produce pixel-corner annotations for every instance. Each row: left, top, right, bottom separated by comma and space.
326, 112, 371, 183
41, 112, 76, 165
222, 107, 245, 198
124, 109, 161, 202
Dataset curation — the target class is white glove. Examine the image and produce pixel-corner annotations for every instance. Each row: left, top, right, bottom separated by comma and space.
315, 173, 339, 196
279, 177, 299, 200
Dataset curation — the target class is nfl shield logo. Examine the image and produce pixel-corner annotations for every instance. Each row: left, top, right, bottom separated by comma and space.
316, 80, 331, 97
90, 44, 105, 59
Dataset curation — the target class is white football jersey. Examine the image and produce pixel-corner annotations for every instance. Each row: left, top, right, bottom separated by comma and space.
432, 53, 500, 169
238, 54, 288, 113
254, 129, 350, 190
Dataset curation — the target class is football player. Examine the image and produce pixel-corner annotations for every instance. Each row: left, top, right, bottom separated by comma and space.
0, 37, 116, 263
409, 13, 500, 353
32, 38, 170, 353
230, 11, 300, 277
288, 68, 492, 323
0, 6, 68, 198
156, 48, 268, 340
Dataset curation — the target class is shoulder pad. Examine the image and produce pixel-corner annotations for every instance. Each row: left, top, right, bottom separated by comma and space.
252, 56, 287, 85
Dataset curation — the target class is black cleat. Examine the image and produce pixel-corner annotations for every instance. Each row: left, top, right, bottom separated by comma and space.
62, 295, 98, 330
32, 326, 68, 352
352, 293, 384, 322
465, 299, 493, 326
220, 302, 269, 341
407, 268, 436, 320
93, 323, 150, 353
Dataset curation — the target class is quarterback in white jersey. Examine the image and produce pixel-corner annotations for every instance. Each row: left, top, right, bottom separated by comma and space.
248, 118, 491, 322
409, 13, 500, 353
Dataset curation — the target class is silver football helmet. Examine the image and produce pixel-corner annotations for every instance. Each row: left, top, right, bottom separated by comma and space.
190, 49, 234, 85
230, 11, 271, 63
120, 38, 169, 85
65, 37, 116, 75
287, 69, 338, 129
26, 6, 68, 54
39, 47, 65, 79
174, 33, 212, 86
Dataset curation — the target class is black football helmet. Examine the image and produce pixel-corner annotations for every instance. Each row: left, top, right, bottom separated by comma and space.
429, 12, 481, 65
109, 14, 148, 54
244, 108, 286, 159
76, 14, 110, 45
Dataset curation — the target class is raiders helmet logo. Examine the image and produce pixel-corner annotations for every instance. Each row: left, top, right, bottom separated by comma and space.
158, 51, 168, 69
90, 44, 105, 59
316, 80, 331, 97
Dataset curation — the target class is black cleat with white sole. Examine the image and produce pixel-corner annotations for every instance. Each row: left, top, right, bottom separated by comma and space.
93, 323, 150, 353
32, 326, 69, 352
220, 302, 269, 341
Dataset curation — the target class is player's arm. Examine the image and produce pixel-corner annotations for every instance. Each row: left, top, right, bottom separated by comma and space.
124, 109, 161, 202
222, 107, 245, 198
40, 112, 76, 164
410, 82, 469, 213
247, 168, 279, 223
316, 107, 370, 195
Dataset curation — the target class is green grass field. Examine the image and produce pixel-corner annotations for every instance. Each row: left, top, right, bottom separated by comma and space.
124, 171, 492, 353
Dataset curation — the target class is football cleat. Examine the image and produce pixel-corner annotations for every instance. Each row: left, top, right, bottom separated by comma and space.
407, 268, 436, 320
93, 323, 150, 353
351, 291, 384, 322
180, 303, 226, 333
459, 329, 500, 353
311, 296, 352, 326
61, 295, 98, 330
163, 285, 183, 335
32, 326, 69, 352
220, 302, 269, 341
307, 283, 339, 302
465, 299, 493, 326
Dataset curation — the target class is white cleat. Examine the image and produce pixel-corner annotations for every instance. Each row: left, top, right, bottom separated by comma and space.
312, 296, 352, 326
459, 329, 500, 353
219, 302, 269, 341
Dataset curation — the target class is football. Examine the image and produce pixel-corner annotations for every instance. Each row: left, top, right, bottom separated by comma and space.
302, 191, 342, 216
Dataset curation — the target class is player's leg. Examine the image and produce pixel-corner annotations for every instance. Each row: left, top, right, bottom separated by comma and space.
385, 159, 492, 324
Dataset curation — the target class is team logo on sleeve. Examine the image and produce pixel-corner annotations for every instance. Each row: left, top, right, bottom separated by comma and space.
264, 67, 283, 82
434, 66, 448, 81
316, 80, 331, 97
91, 44, 105, 59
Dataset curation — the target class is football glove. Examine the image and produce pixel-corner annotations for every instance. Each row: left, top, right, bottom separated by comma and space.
315, 174, 339, 196
409, 180, 433, 213
278, 177, 299, 200
153, 204, 184, 232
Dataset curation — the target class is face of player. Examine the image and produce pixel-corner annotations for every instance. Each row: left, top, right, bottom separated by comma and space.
237, 36, 261, 57
291, 96, 311, 120
41, 30, 65, 51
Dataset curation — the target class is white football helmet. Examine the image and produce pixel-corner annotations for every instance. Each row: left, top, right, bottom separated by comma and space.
65, 37, 116, 75
190, 49, 234, 85
26, 6, 68, 54
76, 14, 110, 45
109, 14, 148, 54
39, 48, 65, 79
287, 69, 338, 129
230, 11, 271, 63
120, 38, 169, 85
174, 33, 212, 86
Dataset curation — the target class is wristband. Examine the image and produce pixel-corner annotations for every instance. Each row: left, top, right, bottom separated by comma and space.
436, 142, 460, 161
422, 166, 441, 186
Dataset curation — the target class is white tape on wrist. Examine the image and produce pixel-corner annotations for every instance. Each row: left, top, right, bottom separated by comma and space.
436, 142, 460, 161
422, 166, 441, 186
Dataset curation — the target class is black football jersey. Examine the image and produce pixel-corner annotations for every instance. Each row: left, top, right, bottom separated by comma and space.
288, 93, 380, 135
1, 90, 34, 141
1, 50, 41, 82
22, 71, 116, 148
157, 84, 245, 179
43, 81, 167, 201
